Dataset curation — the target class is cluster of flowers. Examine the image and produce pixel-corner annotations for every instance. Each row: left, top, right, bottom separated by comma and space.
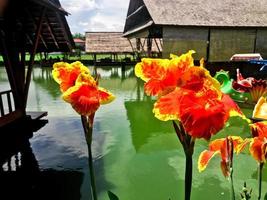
135, 50, 267, 198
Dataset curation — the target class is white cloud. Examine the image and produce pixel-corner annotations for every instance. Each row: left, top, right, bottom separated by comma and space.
60, 0, 130, 33
88, 13, 125, 31
61, 0, 99, 13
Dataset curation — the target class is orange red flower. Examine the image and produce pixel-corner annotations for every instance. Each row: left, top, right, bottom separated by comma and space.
52, 62, 115, 117
198, 136, 249, 176
250, 121, 267, 138
62, 72, 115, 116
52, 61, 90, 92
136, 51, 243, 140
249, 137, 267, 163
135, 51, 196, 96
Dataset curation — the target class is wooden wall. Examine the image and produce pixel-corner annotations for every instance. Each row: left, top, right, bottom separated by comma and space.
209, 29, 255, 61
255, 29, 267, 58
162, 26, 267, 61
162, 27, 208, 60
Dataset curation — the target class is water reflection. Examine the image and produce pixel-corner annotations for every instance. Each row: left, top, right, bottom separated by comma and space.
32, 68, 61, 99
124, 79, 174, 152
0, 66, 265, 200
0, 121, 84, 200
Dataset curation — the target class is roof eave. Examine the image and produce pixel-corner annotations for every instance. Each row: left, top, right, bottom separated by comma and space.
28, 0, 69, 15
123, 20, 154, 37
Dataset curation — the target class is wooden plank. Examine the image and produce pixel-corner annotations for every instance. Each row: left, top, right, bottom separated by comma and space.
26, 111, 48, 120
6, 92, 12, 113
0, 110, 23, 128
0, 96, 4, 116
45, 15, 60, 49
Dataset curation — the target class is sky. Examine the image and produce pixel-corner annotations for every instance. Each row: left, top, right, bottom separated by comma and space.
60, 0, 130, 34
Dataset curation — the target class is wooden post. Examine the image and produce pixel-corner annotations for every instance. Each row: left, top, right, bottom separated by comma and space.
93, 53, 97, 63
24, 7, 46, 108
253, 29, 258, 53
154, 38, 161, 57
136, 38, 141, 61
206, 28, 211, 62
147, 38, 152, 57
20, 50, 26, 91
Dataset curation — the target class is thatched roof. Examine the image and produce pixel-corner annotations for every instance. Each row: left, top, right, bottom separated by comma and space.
124, 0, 267, 36
86, 32, 133, 53
85, 32, 162, 53
145, 0, 267, 27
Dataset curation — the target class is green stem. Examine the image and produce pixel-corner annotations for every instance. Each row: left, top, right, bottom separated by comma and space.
185, 153, 193, 200
87, 139, 98, 200
258, 163, 264, 200
81, 116, 98, 200
230, 168, 235, 200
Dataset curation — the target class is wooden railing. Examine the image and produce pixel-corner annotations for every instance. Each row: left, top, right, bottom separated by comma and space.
0, 90, 24, 127
0, 90, 14, 117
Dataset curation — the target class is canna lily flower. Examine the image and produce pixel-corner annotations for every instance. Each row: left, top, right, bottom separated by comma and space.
250, 121, 267, 138
135, 50, 195, 96
62, 72, 115, 117
52, 61, 90, 92
153, 87, 225, 139
135, 51, 243, 140
152, 84, 242, 140
249, 137, 267, 163
52, 61, 115, 200
253, 97, 267, 120
198, 136, 249, 176
135, 51, 221, 97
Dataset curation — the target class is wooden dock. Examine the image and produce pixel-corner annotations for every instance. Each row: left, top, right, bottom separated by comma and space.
27, 111, 48, 120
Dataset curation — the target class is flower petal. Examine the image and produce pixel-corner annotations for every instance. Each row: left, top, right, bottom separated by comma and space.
135, 51, 196, 96
198, 150, 219, 172
222, 94, 242, 115
250, 121, 267, 138
179, 65, 221, 92
52, 61, 90, 92
63, 84, 100, 116
52, 62, 71, 84
249, 137, 267, 163
253, 97, 267, 119
135, 58, 169, 82
153, 88, 189, 121
179, 92, 226, 140
209, 139, 225, 151
220, 160, 230, 177
98, 87, 115, 104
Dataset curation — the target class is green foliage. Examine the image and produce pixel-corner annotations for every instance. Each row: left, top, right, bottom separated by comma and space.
107, 191, 119, 200
72, 32, 85, 40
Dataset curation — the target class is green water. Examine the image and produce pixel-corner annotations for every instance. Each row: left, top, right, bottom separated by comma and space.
0, 66, 265, 200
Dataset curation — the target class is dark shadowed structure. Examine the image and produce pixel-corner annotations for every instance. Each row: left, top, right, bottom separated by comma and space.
123, 0, 267, 61
0, 0, 74, 128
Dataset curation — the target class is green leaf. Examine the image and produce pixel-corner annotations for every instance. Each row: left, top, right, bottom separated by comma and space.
107, 191, 119, 200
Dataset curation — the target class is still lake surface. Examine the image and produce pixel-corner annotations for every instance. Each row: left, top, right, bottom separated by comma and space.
0, 66, 265, 200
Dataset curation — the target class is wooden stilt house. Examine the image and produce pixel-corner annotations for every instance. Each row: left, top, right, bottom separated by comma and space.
123, 0, 267, 61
